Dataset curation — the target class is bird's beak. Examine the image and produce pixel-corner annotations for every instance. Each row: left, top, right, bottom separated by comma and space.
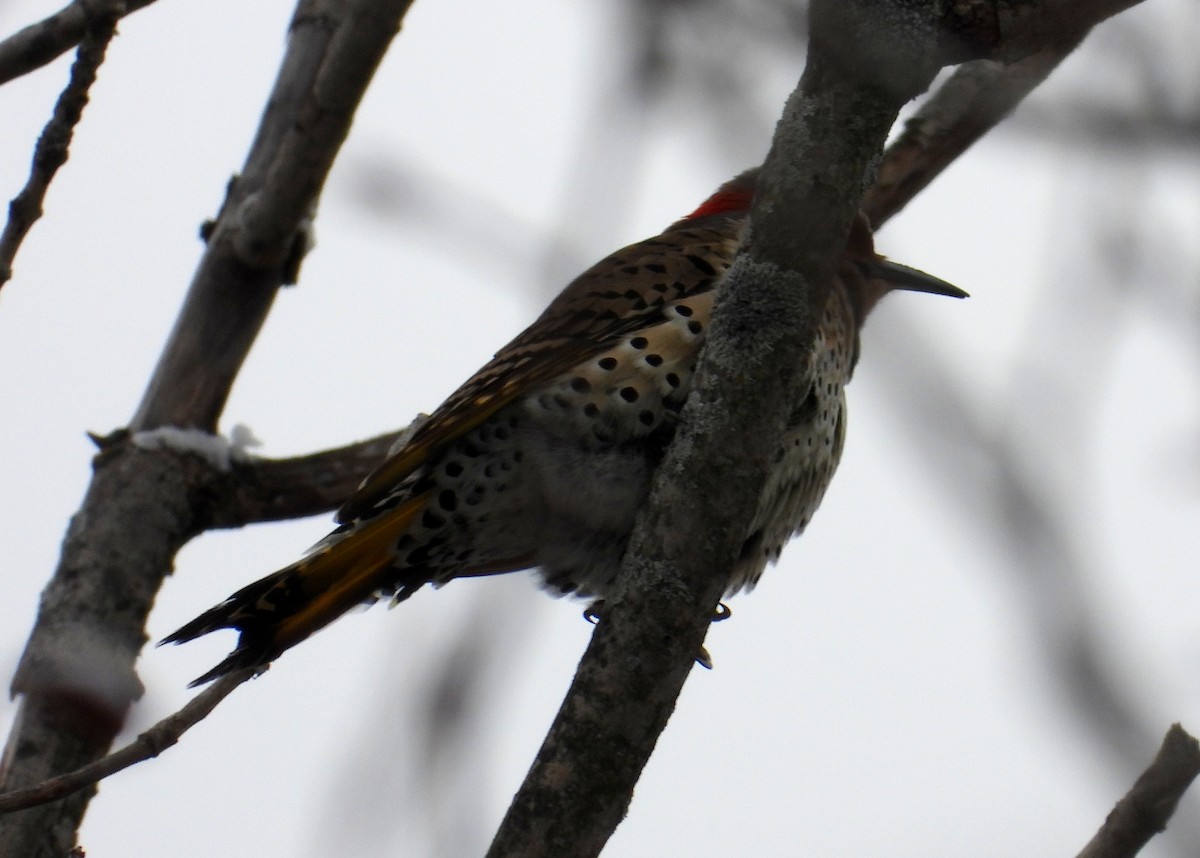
868, 259, 969, 299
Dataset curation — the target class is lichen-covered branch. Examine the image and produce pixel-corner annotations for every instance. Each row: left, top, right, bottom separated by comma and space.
484, 2, 996, 855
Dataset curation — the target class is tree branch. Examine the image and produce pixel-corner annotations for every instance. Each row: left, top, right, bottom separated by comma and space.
0, 443, 227, 856
0, 1, 415, 854
864, 0, 1150, 229
1077, 724, 1200, 858
213, 428, 408, 527
485, 2, 996, 855
130, 0, 414, 432
0, 1, 119, 290
991, 0, 1152, 64
0, 668, 257, 815
0, 0, 155, 87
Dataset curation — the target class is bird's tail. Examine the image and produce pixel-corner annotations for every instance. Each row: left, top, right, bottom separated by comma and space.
161, 493, 429, 686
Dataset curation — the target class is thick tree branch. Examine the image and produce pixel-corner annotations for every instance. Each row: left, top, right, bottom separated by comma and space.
0, 669, 256, 815
990, 0, 1151, 65
866, 54, 1068, 229
0, 1, 415, 854
485, 2, 995, 855
1077, 725, 1200, 858
130, 0, 413, 432
0, 443, 227, 857
0, 0, 155, 87
864, 0, 1148, 230
0, 3, 119, 290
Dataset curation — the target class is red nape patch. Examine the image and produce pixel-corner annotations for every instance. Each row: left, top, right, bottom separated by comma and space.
681, 187, 754, 222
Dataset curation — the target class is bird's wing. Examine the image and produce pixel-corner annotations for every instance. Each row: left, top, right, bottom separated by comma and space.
336, 222, 742, 523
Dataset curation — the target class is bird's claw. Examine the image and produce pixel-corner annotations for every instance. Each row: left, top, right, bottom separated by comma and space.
581, 599, 725, 668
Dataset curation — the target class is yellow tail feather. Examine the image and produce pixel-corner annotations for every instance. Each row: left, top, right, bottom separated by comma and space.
162, 492, 430, 685
269, 492, 430, 654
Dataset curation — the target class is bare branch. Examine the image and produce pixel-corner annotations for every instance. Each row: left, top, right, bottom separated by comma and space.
0, 668, 257, 815
1077, 725, 1200, 858
0, 442, 227, 856
864, 0, 1151, 229
865, 54, 1069, 229
213, 429, 407, 527
485, 2, 996, 854
0, 0, 155, 87
0, 0, 416, 853
131, 0, 415, 432
991, 0, 1150, 64
0, 2, 119, 290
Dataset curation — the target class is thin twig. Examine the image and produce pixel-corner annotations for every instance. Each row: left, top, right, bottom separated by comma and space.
1077, 724, 1200, 858
0, 667, 257, 814
0, 0, 153, 87
0, 2, 121, 290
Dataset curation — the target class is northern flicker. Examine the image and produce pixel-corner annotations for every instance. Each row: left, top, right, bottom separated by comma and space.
163, 168, 966, 685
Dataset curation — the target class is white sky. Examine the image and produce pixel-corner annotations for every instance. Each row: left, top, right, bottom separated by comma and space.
1, 0, 1197, 856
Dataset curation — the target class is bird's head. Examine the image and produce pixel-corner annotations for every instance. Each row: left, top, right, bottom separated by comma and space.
677, 168, 966, 323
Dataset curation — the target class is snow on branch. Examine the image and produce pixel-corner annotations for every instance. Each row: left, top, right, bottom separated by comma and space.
131, 425, 262, 473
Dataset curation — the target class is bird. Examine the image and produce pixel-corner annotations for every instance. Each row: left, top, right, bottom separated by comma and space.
162, 167, 966, 686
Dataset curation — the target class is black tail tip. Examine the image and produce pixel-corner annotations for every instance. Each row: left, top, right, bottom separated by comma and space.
159, 607, 233, 648
186, 643, 275, 688
158, 614, 275, 687
157, 628, 194, 648
158, 622, 218, 649
187, 657, 241, 688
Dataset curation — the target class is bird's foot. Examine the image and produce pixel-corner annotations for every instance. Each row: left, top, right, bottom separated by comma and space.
581, 599, 728, 669
696, 603, 731, 668
583, 600, 604, 624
